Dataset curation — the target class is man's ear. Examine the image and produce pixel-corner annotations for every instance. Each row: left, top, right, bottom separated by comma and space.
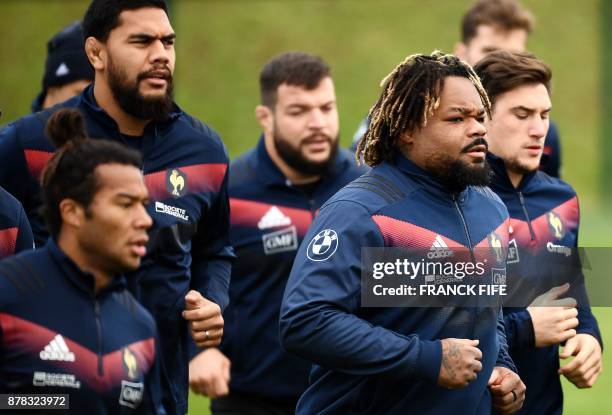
255, 105, 274, 132
59, 199, 86, 230
398, 130, 414, 146
454, 42, 467, 61
85, 37, 105, 71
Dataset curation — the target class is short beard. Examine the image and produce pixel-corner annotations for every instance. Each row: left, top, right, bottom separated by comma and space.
424, 138, 492, 193
107, 56, 174, 122
505, 157, 537, 176
273, 129, 339, 176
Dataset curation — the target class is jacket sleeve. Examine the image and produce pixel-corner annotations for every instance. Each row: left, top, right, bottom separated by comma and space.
496, 308, 518, 372
279, 200, 442, 383
138, 336, 166, 415
15, 202, 34, 252
0, 124, 29, 205
190, 160, 235, 312
503, 308, 535, 351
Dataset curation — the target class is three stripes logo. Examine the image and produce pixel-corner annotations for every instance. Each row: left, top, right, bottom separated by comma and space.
427, 235, 454, 259
39, 334, 75, 362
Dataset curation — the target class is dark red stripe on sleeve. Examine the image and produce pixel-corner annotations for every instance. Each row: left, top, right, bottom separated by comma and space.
371, 215, 462, 248
24, 149, 53, 180
144, 163, 227, 201
0, 227, 18, 258
230, 198, 312, 236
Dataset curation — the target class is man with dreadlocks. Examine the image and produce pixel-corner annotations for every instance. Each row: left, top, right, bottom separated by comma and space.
280, 51, 525, 414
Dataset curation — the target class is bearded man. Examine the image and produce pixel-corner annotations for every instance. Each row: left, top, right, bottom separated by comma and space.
188, 52, 363, 415
0, 1, 233, 413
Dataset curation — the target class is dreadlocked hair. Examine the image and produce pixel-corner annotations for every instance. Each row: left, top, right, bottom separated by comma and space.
356, 51, 491, 166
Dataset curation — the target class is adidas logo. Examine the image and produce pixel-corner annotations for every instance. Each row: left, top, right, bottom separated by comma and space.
427, 235, 454, 259
257, 206, 291, 230
55, 62, 70, 77
39, 335, 75, 362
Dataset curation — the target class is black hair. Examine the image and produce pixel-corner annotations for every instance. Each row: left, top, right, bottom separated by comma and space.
82, 0, 168, 42
260, 52, 331, 107
42, 108, 142, 237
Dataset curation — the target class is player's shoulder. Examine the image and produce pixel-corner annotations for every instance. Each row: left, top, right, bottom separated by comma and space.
173, 111, 228, 160
0, 249, 48, 303
0, 186, 24, 217
321, 163, 413, 217
229, 147, 258, 189
534, 171, 577, 198
1, 98, 80, 147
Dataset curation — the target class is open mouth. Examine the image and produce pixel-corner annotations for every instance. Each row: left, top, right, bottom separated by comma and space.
129, 237, 149, 257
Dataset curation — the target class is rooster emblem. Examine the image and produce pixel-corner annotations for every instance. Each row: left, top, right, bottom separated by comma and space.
548, 211, 565, 239
488, 232, 504, 264
166, 168, 187, 198
122, 348, 138, 380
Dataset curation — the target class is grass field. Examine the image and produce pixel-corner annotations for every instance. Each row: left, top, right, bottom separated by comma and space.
0, 1, 608, 413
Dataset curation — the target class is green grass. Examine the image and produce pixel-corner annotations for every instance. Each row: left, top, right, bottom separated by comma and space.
0, 1, 608, 413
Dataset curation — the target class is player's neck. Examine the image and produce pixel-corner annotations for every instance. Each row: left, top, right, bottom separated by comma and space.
57, 231, 114, 294
93, 81, 149, 136
507, 169, 523, 188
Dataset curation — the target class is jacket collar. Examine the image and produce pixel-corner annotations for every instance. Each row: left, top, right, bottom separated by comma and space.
254, 135, 351, 189
393, 152, 470, 203
487, 152, 537, 192
46, 238, 126, 298
79, 83, 182, 133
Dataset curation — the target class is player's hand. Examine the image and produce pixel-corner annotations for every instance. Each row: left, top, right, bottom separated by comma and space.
559, 333, 602, 388
488, 366, 525, 414
183, 290, 224, 347
437, 338, 482, 389
189, 348, 231, 398
527, 283, 578, 347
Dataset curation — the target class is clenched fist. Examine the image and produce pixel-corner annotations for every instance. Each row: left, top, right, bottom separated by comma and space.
437, 338, 482, 389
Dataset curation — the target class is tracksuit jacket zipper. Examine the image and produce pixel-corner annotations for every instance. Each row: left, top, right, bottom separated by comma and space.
452, 194, 475, 262
517, 191, 536, 240
94, 300, 104, 376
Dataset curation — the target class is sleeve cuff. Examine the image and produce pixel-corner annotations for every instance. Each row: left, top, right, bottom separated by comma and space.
416, 339, 442, 383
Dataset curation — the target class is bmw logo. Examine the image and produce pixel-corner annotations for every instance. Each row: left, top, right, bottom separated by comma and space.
306, 229, 339, 261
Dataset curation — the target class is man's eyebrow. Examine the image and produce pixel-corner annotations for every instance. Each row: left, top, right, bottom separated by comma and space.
128, 32, 176, 42
447, 106, 485, 115
481, 46, 499, 53
114, 193, 140, 201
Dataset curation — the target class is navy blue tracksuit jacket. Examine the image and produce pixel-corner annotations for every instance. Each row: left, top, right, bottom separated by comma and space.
488, 153, 602, 415
280, 154, 516, 415
0, 186, 33, 258
0, 85, 234, 414
220, 138, 363, 405
0, 239, 164, 414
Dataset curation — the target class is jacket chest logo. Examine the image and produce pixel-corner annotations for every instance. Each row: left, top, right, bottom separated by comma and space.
122, 347, 139, 380
487, 232, 504, 264
167, 168, 188, 198
547, 211, 565, 239
258, 206, 292, 230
